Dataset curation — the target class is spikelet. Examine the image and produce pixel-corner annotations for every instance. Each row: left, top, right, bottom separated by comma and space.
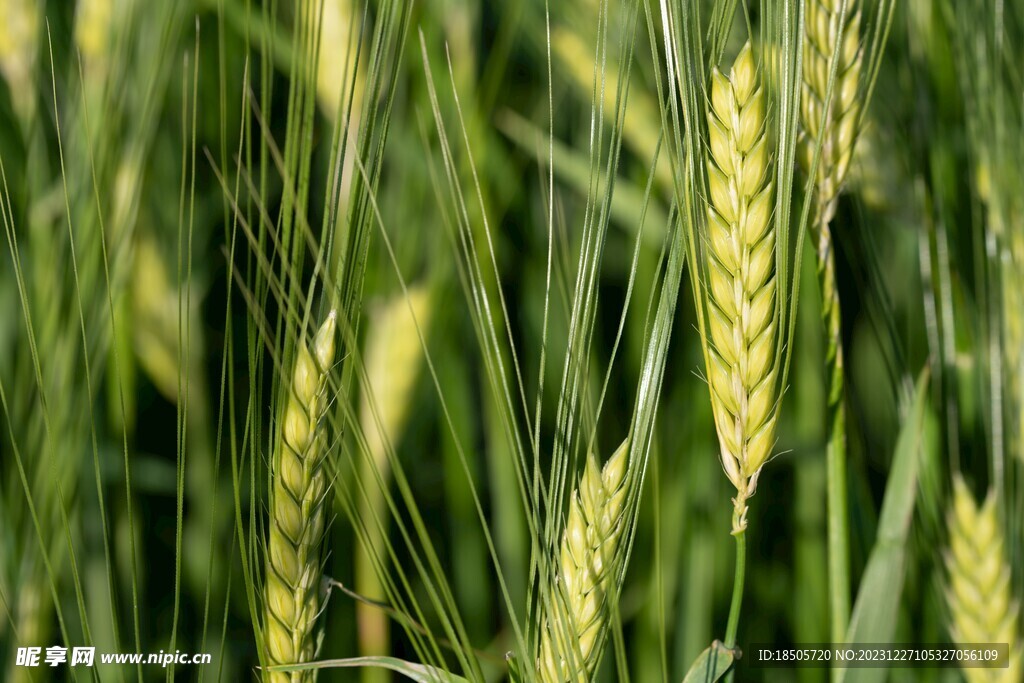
798, 0, 864, 224
0, 0, 40, 120
704, 42, 779, 533
264, 312, 338, 682
538, 439, 629, 682
944, 476, 1023, 683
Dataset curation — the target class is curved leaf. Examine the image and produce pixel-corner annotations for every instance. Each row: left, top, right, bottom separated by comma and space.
839, 372, 933, 683
268, 656, 470, 683
682, 640, 737, 683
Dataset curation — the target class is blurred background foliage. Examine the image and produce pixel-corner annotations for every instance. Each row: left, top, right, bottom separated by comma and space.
0, 0, 1020, 681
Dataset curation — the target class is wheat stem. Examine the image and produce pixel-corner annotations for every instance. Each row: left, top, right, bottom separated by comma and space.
724, 529, 746, 656
818, 210, 850, 648
264, 311, 338, 683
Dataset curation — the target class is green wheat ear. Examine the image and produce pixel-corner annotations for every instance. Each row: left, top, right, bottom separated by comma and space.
264, 311, 338, 682
944, 476, 1023, 683
538, 438, 629, 682
704, 41, 779, 534
799, 0, 864, 224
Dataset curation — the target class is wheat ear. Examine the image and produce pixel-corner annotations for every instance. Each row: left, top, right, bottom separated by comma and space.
537, 439, 629, 682
797, 0, 863, 409
705, 42, 778, 534
798, 0, 864, 641
264, 311, 338, 682
798, 0, 863, 409
944, 476, 1023, 683
799, 0, 863, 223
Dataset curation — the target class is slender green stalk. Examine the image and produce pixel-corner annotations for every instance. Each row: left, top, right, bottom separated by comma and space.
815, 210, 849, 645
724, 530, 746, 649
724, 530, 746, 683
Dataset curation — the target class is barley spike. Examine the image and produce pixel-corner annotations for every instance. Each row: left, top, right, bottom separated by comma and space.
704, 42, 778, 534
538, 439, 629, 682
797, 0, 863, 405
797, 0, 863, 420
944, 476, 1022, 683
799, 0, 863, 224
264, 311, 338, 682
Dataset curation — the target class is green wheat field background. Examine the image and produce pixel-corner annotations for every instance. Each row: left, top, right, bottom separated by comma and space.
0, 0, 1021, 681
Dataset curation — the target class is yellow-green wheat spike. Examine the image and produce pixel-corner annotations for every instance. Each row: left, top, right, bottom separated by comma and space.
944, 476, 1023, 683
797, 0, 864, 388
704, 42, 778, 533
264, 311, 338, 682
799, 0, 863, 224
538, 439, 629, 682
